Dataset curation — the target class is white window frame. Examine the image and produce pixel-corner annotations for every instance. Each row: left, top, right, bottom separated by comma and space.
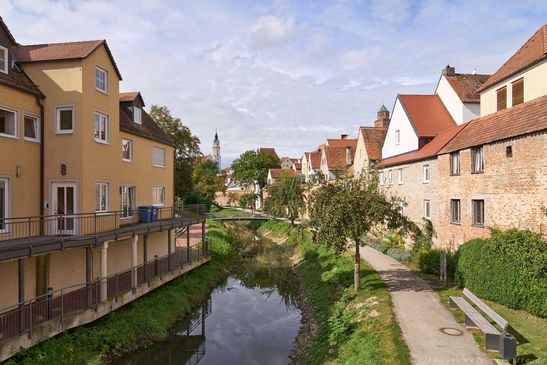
23, 113, 40, 143
398, 168, 403, 184
122, 138, 133, 162
133, 107, 142, 125
379, 171, 384, 186
95, 66, 108, 94
152, 187, 165, 206
120, 185, 136, 218
0, 178, 9, 233
471, 146, 484, 173
152, 146, 166, 167
0, 45, 7, 74
395, 129, 400, 145
0, 107, 17, 139
55, 106, 74, 134
423, 164, 430, 183
94, 182, 109, 213
388, 170, 393, 185
450, 152, 460, 176
423, 199, 431, 219
94, 111, 109, 144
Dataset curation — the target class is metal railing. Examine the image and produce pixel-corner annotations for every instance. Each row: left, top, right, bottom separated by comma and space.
0, 205, 206, 243
0, 239, 210, 343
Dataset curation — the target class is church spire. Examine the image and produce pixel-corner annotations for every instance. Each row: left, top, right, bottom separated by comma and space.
212, 130, 221, 167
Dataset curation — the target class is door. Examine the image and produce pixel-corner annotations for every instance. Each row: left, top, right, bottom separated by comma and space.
51, 182, 77, 235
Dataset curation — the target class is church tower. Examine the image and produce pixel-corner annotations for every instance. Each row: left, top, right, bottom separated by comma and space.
212, 131, 221, 167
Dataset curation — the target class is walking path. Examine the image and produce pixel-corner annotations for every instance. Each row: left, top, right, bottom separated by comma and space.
362, 246, 492, 365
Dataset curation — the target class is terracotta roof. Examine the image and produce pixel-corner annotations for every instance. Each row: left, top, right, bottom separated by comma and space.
0, 16, 17, 45
324, 146, 355, 170
119, 104, 173, 146
269, 168, 296, 179
309, 151, 321, 169
379, 123, 467, 167
439, 94, 547, 154
119, 92, 145, 105
478, 25, 547, 92
15, 40, 123, 80
444, 73, 491, 103
326, 138, 358, 148
258, 148, 279, 160
359, 127, 387, 161
399, 94, 456, 137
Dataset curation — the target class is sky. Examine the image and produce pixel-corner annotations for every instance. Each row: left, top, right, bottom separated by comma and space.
2, 0, 546, 167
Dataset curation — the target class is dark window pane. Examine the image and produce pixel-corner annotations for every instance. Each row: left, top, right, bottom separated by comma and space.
60, 110, 73, 130
24, 117, 36, 139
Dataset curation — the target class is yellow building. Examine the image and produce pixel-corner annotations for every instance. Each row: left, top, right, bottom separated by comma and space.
0, 17, 207, 360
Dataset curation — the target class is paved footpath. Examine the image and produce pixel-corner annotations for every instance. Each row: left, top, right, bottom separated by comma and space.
362, 246, 492, 365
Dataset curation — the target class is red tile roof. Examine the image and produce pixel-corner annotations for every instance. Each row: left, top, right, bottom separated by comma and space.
269, 168, 296, 179
326, 138, 358, 148
258, 148, 279, 160
399, 94, 456, 137
444, 73, 491, 103
120, 91, 145, 106
478, 25, 547, 92
439, 94, 547, 154
324, 145, 355, 170
379, 123, 467, 167
15, 40, 123, 80
0, 16, 17, 45
308, 151, 321, 169
359, 127, 387, 161
119, 104, 173, 146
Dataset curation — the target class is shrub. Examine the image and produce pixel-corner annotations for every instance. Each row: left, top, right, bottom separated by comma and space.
378, 243, 391, 254
418, 249, 441, 274
455, 229, 546, 318
411, 219, 435, 252
386, 248, 411, 262
382, 230, 405, 249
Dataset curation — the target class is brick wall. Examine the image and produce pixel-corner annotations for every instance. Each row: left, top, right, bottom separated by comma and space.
437, 131, 547, 250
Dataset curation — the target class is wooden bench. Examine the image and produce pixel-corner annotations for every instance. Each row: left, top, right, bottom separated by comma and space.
463, 288, 509, 331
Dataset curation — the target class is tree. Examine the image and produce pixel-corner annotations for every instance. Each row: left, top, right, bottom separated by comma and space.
231, 150, 280, 189
263, 174, 305, 227
226, 192, 238, 207
192, 160, 225, 209
150, 105, 201, 201
239, 192, 258, 213
308, 169, 411, 291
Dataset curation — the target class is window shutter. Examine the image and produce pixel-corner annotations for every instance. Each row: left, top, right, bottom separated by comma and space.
497, 87, 507, 111
512, 78, 524, 106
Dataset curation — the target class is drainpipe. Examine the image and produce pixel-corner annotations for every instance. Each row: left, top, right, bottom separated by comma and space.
35, 95, 45, 234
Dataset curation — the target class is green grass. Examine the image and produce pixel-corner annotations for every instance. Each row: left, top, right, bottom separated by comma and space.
435, 286, 547, 364
4, 220, 237, 365
210, 207, 253, 218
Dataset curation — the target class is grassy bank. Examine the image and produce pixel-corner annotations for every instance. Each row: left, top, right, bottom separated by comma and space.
262, 220, 411, 365
4, 221, 237, 365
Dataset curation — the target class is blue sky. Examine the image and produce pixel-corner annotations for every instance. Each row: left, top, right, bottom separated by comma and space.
2, 0, 546, 166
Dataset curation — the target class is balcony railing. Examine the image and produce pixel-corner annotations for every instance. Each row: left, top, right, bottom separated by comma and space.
0, 205, 206, 243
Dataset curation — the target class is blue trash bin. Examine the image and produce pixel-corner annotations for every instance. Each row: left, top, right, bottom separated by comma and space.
150, 207, 158, 222
138, 206, 154, 223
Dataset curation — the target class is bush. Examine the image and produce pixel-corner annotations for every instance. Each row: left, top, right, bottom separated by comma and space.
382, 230, 405, 249
411, 219, 435, 252
378, 243, 390, 254
418, 249, 441, 274
386, 248, 411, 262
455, 229, 546, 318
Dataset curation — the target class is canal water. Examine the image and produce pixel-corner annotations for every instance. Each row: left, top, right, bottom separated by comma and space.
112, 264, 302, 365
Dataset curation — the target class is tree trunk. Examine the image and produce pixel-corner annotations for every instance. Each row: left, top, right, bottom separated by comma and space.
354, 243, 361, 292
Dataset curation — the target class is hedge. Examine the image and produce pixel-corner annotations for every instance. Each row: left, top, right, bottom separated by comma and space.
386, 248, 411, 262
455, 229, 546, 318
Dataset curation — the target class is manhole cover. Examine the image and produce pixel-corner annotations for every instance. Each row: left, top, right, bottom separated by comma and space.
440, 327, 463, 336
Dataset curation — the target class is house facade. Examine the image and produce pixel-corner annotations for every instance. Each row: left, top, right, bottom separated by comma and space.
353, 106, 389, 176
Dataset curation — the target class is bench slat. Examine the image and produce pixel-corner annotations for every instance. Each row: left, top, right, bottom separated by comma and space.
450, 296, 500, 335
463, 288, 509, 330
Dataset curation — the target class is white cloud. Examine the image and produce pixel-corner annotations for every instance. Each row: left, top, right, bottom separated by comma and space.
249, 16, 296, 48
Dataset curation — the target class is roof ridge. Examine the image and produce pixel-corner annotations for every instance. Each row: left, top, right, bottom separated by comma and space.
19, 39, 105, 48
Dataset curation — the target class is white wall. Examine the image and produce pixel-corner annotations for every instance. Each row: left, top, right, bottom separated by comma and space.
382, 98, 418, 158
436, 76, 481, 125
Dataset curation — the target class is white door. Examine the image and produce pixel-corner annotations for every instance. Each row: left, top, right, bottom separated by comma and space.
51, 182, 77, 235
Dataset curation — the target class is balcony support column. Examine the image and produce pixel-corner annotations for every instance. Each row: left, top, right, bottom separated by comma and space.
186, 225, 190, 263
131, 236, 138, 289
99, 242, 108, 302
143, 234, 148, 283
201, 222, 206, 256
167, 230, 172, 271
86, 246, 93, 308
18, 258, 25, 334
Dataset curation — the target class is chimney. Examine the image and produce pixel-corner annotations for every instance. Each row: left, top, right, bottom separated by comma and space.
345, 147, 352, 166
340, 134, 348, 140
375, 104, 390, 128
442, 64, 456, 76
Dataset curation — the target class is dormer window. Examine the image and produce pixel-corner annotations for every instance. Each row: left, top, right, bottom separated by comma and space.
95, 66, 108, 93
0, 46, 7, 74
133, 107, 142, 125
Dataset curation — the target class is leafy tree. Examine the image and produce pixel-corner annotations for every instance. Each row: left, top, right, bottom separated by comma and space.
151, 105, 201, 201
239, 192, 258, 213
231, 150, 280, 189
226, 192, 238, 207
192, 160, 225, 209
264, 174, 305, 227
308, 169, 411, 291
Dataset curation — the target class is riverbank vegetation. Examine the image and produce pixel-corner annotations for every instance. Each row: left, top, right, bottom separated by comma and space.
3, 221, 237, 365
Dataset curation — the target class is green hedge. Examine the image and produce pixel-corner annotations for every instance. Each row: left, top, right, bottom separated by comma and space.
455, 229, 546, 318
386, 248, 411, 262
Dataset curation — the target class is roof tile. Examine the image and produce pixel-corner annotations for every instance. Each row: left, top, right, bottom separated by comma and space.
399, 94, 456, 137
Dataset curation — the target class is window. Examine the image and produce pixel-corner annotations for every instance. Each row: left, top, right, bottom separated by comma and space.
133, 107, 142, 125
0, 108, 16, 138
423, 200, 431, 219
0, 178, 8, 232
379, 171, 384, 185
388, 170, 393, 185
94, 183, 108, 213
122, 138, 133, 161
398, 168, 403, 184
450, 199, 461, 224
506, 145, 513, 158
450, 152, 460, 176
471, 146, 484, 173
24, 115, 40, 142
472, 199, 484, 227
120, 185, 136, 218
496, 86, 507, 111
152, 187, 165, 206
511, 78, 524, 106
95, 66, 107, 93
395, 130, 400, 145
94, 112, 108, 143
423, 164, 430, 183
0, 45, 7, 74
55, 106, 74, 134
152, 146, 165, 167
